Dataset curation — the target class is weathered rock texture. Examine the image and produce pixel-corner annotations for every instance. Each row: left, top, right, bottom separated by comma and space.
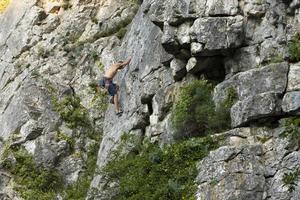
88, 0, 300, 199
0, 0, 138, 199
0, 0, 300, 199
196, 127, 300, 200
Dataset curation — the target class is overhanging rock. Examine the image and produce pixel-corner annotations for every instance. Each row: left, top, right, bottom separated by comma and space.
190, 15, 244, 56
231, 92, 282, 127
214, 62, 289, 106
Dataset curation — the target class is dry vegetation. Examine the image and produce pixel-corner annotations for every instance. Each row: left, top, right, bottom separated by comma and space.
0, 0, 10, 13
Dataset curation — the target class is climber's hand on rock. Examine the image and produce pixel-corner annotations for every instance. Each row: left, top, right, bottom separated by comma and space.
119, 58, 131, 69
123, 58, 131, 66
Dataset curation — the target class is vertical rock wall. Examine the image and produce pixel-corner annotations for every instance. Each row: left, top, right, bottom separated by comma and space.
0, 0, 299, 199
89, 0, 300, 199
0, 0, 138, 199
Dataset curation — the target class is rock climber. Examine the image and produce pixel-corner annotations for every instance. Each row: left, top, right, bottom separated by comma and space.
98, 58, 131, 116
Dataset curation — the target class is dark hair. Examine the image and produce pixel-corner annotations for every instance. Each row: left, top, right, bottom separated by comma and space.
117, 60, 123, 64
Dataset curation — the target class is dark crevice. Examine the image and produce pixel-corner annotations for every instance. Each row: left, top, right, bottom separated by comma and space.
141, 94, 154, 105
208, 14, 239, 17
237, 115, 284, 129
147, 101, 153, 116
193, 56, 226, 84
283, 62, 290, 95
133, 95, 154, 133
151, 21, 164, 30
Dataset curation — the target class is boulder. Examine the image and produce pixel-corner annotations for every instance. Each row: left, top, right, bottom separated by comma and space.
151, 0, 190, 25
190, 16, 244, 56
58, 155, 83, 185
20, 119, 44, 141
149, 87, 173, 125
146, 113, 175, 146
176, 22, 191, 46
191, 42, 204, 55
287, 63, 300, 92
205, 0, 239, 16
231, 92, 282, 127
189, 0, 206, 17
235, 62, 289, 100
282, 91, 300, 113
214, 62, 289, 105
34, 133, 69, 168
243, 0, 267, 17
161, 22, 179, 53
196, 145, 265, 200
170, 58, 187, 81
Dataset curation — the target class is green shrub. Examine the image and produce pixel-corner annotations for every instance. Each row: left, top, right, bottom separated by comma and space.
89, 81, 99, 92
2, 146, 63, 200
103, 135, 221, 200
128, 0, 141, 4
115, 27, 128, 39
283, 167, 300, 192
279, 117, 300, 149
49, 82, 105, 140
37, 45, 50, 59
62, 0, 72, 9
288, 34, 300, 62
268, 54, 284, 64
97, 60, 105, 72
56, 131, 75, 152
67, 43, 85, 65
52, 95, 91, 129
88, 80, 109, 116
91, 51, 99, 61
171, 80, 232, 140
280, 117, 300, 192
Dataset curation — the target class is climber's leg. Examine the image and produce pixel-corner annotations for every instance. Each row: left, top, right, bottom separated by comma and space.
108, 84, 122, 115
114, 93, 120, 112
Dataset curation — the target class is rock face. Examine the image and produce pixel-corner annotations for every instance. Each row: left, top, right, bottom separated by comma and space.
196, 127, 300, 200
88, 0, 300, 199
0, 0, 299, 199
214, 62, 289, 127
190, 16, 244, 55
0, 0, 139, 199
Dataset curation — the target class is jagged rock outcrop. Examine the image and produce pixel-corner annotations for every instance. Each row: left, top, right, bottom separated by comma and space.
0, 0, 138, 199
0, 0, 299, 199
89, 0, 300, 199
196, 127, 300, 200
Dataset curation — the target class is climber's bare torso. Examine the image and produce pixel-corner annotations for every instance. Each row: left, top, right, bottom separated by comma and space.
104, 63, 122, 79
104, 59, 131, 79
101, 58, 131, 115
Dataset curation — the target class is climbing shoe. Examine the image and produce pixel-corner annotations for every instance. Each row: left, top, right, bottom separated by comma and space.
116, 110, 123, 116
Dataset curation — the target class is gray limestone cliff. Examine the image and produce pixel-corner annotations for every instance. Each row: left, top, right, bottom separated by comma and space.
0, 0, 300, 200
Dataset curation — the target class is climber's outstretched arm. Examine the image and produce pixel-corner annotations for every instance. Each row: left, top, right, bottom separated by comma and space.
117, 58, 131, 69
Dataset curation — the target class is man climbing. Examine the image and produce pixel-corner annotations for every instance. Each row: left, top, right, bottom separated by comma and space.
98, 58, 131, 116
